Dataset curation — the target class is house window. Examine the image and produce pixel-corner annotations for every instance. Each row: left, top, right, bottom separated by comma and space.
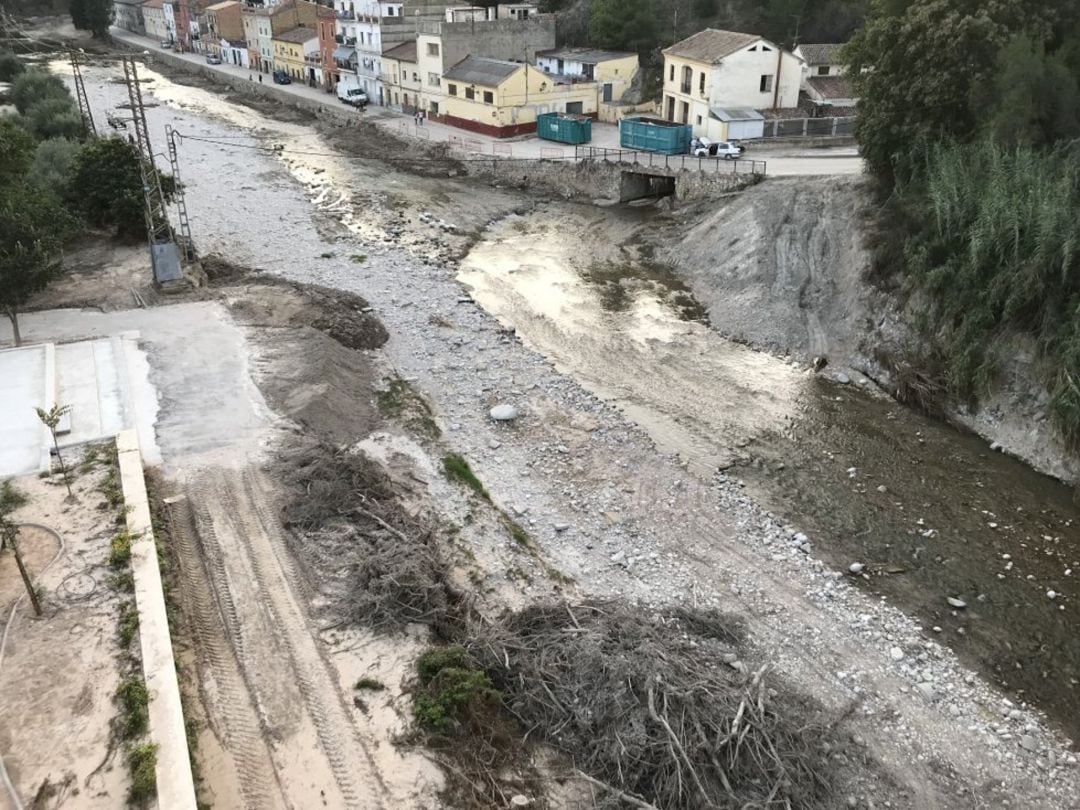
483, 90, 493, 103
759, 74, 774, 93
413, 72, 419, 81
817, 65, 830, 76
696, 115, 702, 125
429, 101, 439, 114
669, 63, 674, 82
680, 65, 691, 93
448, 83, 457, 95
465, 87, 474, 100
699, 71, 705, 94
762, 45, 772, 51
427, 72, 440, 87
386, 5, 394, 15
427, 42, 439, 57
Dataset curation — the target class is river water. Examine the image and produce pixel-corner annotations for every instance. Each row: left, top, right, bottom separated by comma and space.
459, 205, 1080, 741
69, 58, 1080, 743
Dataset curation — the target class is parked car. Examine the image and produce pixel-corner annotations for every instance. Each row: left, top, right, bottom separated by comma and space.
273, 70, 292, 85
205, 53, 222, 65
336, 85, 368, 109
690, 137, 743, 159
159, 40, 173, 49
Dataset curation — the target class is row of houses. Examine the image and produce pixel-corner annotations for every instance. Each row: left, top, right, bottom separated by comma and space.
113, 1, 852, 141
661, 29, 855, 141
113, 0, 647, 136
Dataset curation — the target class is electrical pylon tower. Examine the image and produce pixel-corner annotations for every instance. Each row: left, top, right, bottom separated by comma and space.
68, 48, 96, 138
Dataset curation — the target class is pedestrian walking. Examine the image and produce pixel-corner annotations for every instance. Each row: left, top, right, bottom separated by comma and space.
258, 73, 263, 83
418, 110, 425, 126
414, 110, 420, 126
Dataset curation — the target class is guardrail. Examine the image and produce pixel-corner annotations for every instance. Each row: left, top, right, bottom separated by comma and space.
574, 146, 766, 175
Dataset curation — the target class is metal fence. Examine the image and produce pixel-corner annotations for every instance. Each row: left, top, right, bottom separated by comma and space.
759, 116, 855, 139
574, 146, 767, 176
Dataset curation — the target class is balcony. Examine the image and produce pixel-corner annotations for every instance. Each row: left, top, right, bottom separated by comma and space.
304, 54, 322, 65
335, 10, 352, 19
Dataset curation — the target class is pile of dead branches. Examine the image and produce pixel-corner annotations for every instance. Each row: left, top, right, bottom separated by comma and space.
466, 600, 837, 810
279, 442, 457, 632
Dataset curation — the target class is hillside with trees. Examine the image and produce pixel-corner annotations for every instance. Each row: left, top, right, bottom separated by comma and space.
846, 0, 1080, 444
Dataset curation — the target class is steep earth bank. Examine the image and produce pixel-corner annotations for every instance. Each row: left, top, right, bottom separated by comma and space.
656, 175, 1080, 482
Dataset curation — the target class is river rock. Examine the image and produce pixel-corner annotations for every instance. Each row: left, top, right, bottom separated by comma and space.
554, 522, 570, 532
1020, 734, 1038, 752
1047, 590, 1057, 599
890, 646, 904, 661
489, 403, 518, 421
915, 682, 938, 702
510, 796, 530, 807
849, 562, 865, 575
835, 372, 851, 385
947, 597, 967, 609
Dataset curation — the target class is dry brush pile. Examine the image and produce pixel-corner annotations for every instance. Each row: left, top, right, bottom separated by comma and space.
279, 445, 856, 808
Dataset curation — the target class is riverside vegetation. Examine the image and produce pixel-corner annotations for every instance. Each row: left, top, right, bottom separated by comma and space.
846, 0, 1080, 444
0, 53, 175, 345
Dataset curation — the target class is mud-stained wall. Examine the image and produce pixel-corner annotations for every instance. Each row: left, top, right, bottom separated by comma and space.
463, 157, 757, 202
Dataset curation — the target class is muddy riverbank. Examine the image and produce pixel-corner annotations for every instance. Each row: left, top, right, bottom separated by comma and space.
461, 203, 1080, 741
50, 51, 1080, 806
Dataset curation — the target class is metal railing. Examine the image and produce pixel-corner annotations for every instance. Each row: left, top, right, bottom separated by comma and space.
760, 115, 855, 138
574, 146, 766, 175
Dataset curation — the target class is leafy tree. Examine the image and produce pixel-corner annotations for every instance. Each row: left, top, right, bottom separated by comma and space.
589, 0, 658, 53
71, 0, 114, 38
28, 138, 84, 195
0, 51, 24, 82
67, 137, 175, 240
845, 0, 1052, 181
10, 68, 72, 115
0, 183, 68, 345
22, 96, 84, 141
976, 34, 1080, 147
0, 118, 36, 188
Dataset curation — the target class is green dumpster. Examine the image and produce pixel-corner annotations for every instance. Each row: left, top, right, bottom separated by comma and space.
537, 112, 593, 145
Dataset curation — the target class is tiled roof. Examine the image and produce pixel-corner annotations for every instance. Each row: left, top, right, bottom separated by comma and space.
797, 43, 843, 65
807, 75, 855, 99
662, 29, 760, 64
443, 55, 521, 87
536, 47, 635, 65
382, 38, 417, 62
274, 26, 316, 44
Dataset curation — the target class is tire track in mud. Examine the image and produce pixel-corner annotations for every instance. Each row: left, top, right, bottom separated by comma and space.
191, 467, 388, 810
166, 495, 286, 810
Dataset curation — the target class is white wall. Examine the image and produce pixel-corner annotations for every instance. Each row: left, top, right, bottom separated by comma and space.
537, 55, 588, 78
709, 44, 802, 109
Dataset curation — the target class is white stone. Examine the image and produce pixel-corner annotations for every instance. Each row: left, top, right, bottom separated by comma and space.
489, 403, 518, 421
947, 597, 967, 609
849, 562, 865, 574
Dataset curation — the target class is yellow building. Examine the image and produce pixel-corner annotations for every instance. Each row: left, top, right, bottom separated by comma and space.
272, 26, 316, 82
441, 56, 597, 137
381, 39, 422, 112
535, 47, 642, 122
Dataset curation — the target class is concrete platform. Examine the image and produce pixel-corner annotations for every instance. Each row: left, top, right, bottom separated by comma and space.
0, 335, 158, 478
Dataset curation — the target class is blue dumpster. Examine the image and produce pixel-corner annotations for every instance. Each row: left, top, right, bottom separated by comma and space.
537, 112, 593, 145
619, 116, 692, 155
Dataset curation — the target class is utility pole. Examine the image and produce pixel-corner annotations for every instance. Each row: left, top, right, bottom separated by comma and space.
166, 125, 195, 261
68, 48, 97, 139
122, 56, 183, 282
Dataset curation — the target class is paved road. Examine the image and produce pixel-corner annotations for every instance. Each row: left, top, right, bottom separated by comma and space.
111, 28, 862, 175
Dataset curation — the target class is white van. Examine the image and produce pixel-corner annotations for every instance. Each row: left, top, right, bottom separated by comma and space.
337, 85, 369, 108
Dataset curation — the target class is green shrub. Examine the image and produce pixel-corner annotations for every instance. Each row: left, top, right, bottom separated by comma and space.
413, 646, 501, 733
109, 529, 135, 568
116, 676, 149, 739
354, 677, 385, 691
0, 51, 24, 82
118, 601, 139, 647
22, 97, 83, 141
10, 68, 70, 116
127, 743, 158, 803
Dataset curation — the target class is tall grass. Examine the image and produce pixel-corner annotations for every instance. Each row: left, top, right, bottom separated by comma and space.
905, 140, 1080, 442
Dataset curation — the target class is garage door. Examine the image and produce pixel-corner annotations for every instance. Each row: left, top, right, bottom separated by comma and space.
727, 119, 764, 139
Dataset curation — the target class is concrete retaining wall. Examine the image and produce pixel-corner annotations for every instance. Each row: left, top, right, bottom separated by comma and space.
117, 429, 197, 810
463, 157, 757, 202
